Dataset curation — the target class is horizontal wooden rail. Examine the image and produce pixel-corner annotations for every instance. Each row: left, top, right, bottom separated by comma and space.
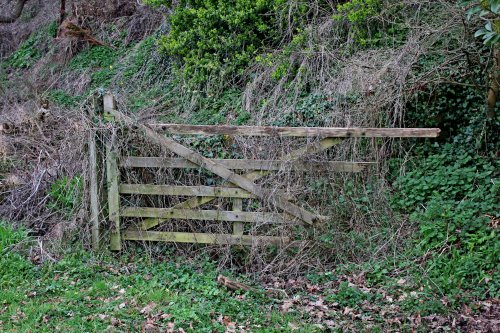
122, 207, 295, 224
148, 124, 440, 138
120, 184, 256, 198
122, 230, 287, 245
121, 157, 374, 172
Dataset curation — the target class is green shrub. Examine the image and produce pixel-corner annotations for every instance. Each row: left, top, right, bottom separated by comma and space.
68, 46, 118, 70
333, 0, 382, 46
122, 35, 159, 80
392, 145, 497, 212
145, 0, 285, 87
272, 93, 337, 127
462, 0, 500, 46
67, 45, 120, 88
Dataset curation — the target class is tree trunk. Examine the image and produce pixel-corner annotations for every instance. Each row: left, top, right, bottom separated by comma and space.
487, 48, 500, 119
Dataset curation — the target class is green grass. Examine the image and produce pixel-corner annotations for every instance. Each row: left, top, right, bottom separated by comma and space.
0, 222, 317, 332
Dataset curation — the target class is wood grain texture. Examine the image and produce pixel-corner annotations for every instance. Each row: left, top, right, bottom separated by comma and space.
107, 108, 318, 225
122, 230, 287, 245
123, 207, 295, 224
120, 184, 256, 198
233, 198, 244, 236
120, 157, 374, 172
149, 124, 440, 138
89, 128, 100, 250
107, 143, 121, 251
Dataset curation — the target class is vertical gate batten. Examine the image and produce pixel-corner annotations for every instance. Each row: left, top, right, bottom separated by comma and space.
89, 122, 100, 250
232, 198, 244, 236
104, 94, 121, 251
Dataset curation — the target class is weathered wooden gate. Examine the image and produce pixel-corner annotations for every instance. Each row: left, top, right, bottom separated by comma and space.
88, 94, 440, 250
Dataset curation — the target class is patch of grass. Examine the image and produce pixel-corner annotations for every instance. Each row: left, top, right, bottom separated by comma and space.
6, 22, 57, 69
47, 175, 83, 217
45, 90, 83, 108
0, 223, 318, 332
68, 46, 118, 71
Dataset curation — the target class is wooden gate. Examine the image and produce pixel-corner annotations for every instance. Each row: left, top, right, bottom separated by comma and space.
88, 94, 440, 250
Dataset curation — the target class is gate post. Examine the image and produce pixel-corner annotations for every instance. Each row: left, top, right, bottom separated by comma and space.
104, 93, 122, 251
88, 95, 103, 250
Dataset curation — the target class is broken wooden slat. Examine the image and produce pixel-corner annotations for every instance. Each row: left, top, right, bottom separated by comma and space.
122, 230, 287, 245
120, 157, 374, 172
149, 124, 440, 138
119, 184, 256, 198
122, 207, 295, 224
106, 107, 318, 225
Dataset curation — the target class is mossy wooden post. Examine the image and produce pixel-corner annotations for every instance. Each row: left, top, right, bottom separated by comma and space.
104, 93, 121, 251
89, 95, 102, 250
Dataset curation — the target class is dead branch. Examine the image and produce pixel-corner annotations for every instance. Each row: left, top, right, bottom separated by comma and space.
57, 19, 110, 47
217, 275, 256, 292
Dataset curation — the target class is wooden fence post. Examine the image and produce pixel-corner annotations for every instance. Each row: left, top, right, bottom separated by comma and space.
88, 95, 104, 250
104, 93, 121, 251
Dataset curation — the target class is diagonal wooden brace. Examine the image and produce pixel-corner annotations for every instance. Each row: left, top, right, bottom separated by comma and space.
139, 139, 342, 230
106, 107, 329, 226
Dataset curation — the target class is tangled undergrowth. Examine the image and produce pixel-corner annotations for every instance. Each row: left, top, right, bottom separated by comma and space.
0, 0, 498, 331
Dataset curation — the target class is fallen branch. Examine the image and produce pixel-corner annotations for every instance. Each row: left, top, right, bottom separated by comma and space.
217, 275, 256, 292
217, 275, 288, 299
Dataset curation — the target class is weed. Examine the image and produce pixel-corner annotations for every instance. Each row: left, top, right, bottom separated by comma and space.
47, 176, 83, 217
6, 22, 57, 69
45, 89, 83, 108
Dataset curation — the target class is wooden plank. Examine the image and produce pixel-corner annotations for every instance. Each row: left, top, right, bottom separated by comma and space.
149, 124, 440, 138
122, 207, 294, 224
105, 94, 121, 251
89, 127, 100, 250
119, 184, 256, 198
141, 196, 215, 230
107, 107, 318, 225
120, 157, 374, 172
103, 94, 116, 121
122, 230, 288, 245
140, 138, 342, 230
